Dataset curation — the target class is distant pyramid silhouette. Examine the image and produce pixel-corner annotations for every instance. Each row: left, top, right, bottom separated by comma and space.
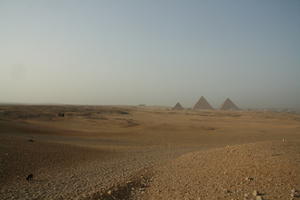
173, 102, 184, 110
193, 96, 214, 110
220, 98, 239, 110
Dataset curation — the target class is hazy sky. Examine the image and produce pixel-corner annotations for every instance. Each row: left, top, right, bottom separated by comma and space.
0, 0, 300, 109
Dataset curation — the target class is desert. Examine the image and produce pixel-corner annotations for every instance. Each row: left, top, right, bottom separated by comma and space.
1, 1, 300, 199
0, 105, 299, 200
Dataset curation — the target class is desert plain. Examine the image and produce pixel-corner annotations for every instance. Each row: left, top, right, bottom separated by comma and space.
0, 105, 299, 200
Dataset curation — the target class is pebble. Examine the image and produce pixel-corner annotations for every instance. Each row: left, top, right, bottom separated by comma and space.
291, 188, 299, 198
253, 190, 258, 196
107, 190, 112, 195
291, 194, 295, 198
223, 189, 231, 193
256, 196, 263, 200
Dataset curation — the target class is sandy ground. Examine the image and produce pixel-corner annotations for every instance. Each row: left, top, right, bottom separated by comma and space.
0, 105, 299, 200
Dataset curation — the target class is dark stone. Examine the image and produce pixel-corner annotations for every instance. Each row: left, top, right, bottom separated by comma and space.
26, 174, 33, 181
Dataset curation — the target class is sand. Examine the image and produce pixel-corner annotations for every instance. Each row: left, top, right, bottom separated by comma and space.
0, 105, 299, 199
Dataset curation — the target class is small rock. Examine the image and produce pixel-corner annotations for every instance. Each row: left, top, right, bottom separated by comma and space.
253, 190, 258, 196
291, 193, 295, 197
223, 189, 231, 193
107, 190, 112, 195
26, 174, 33, 181
256, 196, 263, 200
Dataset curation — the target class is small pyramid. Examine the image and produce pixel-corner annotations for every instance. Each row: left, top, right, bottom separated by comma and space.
173, 102, 184, 110
193, 96, 214, 110
220, 98, 239, 110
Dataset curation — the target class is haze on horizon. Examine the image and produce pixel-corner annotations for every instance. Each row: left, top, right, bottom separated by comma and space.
0, 0, 299, 109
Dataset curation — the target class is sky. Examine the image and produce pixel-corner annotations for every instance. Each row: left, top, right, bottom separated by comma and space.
0, 0, 300, 109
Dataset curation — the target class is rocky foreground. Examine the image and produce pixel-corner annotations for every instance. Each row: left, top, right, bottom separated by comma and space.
100, 141, 300, 200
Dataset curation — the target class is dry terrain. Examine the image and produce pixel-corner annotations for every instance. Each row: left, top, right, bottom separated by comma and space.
0, 105, 299, 200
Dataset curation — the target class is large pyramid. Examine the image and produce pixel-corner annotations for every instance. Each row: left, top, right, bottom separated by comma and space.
193, 96, 214, 110
220, 98, 239, 110
173, 102, 184, 110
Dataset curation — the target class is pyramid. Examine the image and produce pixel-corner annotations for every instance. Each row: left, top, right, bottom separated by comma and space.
193, 96, 214, 110
220, 98, 239, 110
173, 102, 184, 110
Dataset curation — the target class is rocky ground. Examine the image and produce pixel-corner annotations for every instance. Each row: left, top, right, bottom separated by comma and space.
140, 141, 300, 200
0, 135, 197, 200
95, 141, 300, 200
0, 105, 299, 200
